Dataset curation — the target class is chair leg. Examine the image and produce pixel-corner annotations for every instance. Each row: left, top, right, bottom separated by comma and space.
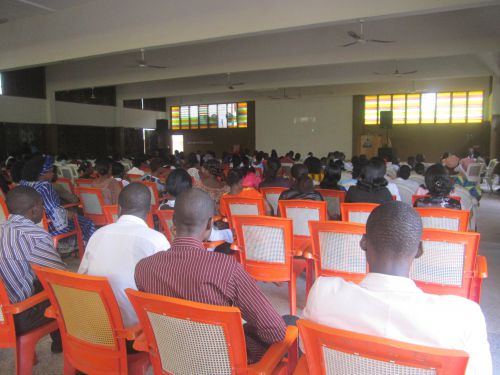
63, 356, 77, 375
16, 343, 37, 375
288, 279, 297, 316
287, 336, 298, 375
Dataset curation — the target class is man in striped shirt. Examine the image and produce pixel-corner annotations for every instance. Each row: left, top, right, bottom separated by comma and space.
0, 186, 66, 351
135, 188, 287, 363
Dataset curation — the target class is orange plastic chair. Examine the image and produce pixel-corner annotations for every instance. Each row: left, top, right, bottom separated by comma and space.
0, 279, 58, 375
0, 196, 8, 223
103, 205, 155, 229
309, 221, 367, 283
55, 177, 76, 196
415, 207, 470, 232
220, 196, 266, 226
127, 174, 144, 182
413, 229, 486, 303
315, 189, 346, 219
33, 266, 150, 375
77, 186, 108, 226
412, 194, 461, 206
156, 209, 174, 242
126, 289, 298, 375
260, 187, 288, 216
278, 200, 327, 295
340, 202, 379, 224
139, 181, 165, 209
295, 319, 468, 375
75, 178, 94, 188
42, 212, 85, 259
232, 215, 298, 314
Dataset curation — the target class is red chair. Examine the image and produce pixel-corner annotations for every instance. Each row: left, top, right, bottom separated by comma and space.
0, 279, 58, 375
295, 319, 468, 375
232, 215, 298, 314
412, 194, 461, 206
260, 187, 288, 216
77, 187, 108, 226
75, 178, 94, 188
309, 221, 367, 283
126, 289, 298, 375
315, 189, 346, 219
103, 205, 154, 229
33, 266, 150, 375
415, 207, 470, 232
55, 177, 76, 196
156, 209, 175, 242
140, 181, 166, 210
413, 229, 486, 303
278, 200, 327, 295
340, 202, 379, 224
219, 196, 266, 226
41, 212, 85, 259
0, 196, 8, 223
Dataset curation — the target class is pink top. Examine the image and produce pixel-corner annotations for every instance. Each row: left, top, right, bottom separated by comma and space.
242, 172, 262, 190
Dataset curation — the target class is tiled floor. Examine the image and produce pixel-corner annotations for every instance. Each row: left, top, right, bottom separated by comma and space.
1, 193, 499, 374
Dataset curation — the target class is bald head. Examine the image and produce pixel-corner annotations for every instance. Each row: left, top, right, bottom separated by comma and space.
174, 188, 214, 239
6, 186, 44, 223
118, 183, 151, 219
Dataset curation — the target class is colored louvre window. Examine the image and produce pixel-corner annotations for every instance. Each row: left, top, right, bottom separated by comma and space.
467, 91, 483, 123
180, 106, 190, 129
406, 94, 421, 124
392, 95, 406, 124
436, 93, 451, 124
189, 105, 199, 129
451, 92, 467, 123
227, 103, 238, 128
377, 95, 391, 123
199, 105, 208, 128
208, 104, 218, 128
237, 102, 248, 128
171, 106, 180, 130
364, 96, 378, 125
421, 93, 436, 124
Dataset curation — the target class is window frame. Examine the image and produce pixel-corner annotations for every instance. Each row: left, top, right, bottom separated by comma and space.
170, 101, 249, 130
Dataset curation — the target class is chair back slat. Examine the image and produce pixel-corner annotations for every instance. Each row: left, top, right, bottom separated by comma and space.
103, 205, 154, 228
220, 196, 266, 225
278, 200, 327, 237
315, 189, 346, 218
156, 210, 175, 242
140, 181, 160, 206
341, 203, 379, 224
297, 319, 469, 375
415, 207, 469, 232
260, 187, 287, 216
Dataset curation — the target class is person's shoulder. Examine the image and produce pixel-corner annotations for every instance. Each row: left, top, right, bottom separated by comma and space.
426, 293, 485, 320
313, 276, 353, 294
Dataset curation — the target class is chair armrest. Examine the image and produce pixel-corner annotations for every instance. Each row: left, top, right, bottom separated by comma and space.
230, 243, 243, 252
293, 357, 309, 375
249, 326, 298, 374
44, 305, 57, 319
203, 240, 226, 249
4, 291, 49, 314
62, 203, 80, 209
116, 324, 143, 340
132, 332, 150, 352
474, 255, 488, 279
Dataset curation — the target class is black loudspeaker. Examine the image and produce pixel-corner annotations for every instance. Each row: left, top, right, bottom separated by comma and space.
378, 147, 396, 161
380, 111, 393, 129
156, 119, 168, 131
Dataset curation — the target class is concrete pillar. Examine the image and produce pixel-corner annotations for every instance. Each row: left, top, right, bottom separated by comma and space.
490, 75, 500, 159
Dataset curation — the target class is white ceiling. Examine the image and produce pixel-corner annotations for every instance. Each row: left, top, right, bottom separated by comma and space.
0, 0, 92, 22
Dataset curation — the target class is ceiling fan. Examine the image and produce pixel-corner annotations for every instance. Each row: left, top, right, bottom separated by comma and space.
90, 87, 96, 100
374, 64, 418, 77
341, 20, 395, 47
210, 73, 245, 90
129, 48, 167, 69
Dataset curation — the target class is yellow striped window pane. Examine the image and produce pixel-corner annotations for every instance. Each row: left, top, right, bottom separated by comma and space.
377, 95, 391, 123
237, 102, 248, 128
406, 94, 421, 124
436, 93, 451, 123
392, 95, 406, 124
451, 92, 467, 123
364, 96, 378, 125
180, 106, 190, 129
171, 106, 180, 130
467, 91, 483, 123
421, 93, 436, 124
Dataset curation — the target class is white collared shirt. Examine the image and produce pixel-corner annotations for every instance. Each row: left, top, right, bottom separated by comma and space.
78, 215, 170, 326
303, 273, 491, 375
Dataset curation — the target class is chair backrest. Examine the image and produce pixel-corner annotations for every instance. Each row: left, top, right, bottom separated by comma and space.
55, 177, 75, 195
297, 319, 468, 375
140, 180, 160, 206
0, 189, 4, 201
77, 187, 107, 225
0, 197, 8, 224
278, 200, 327, 237
0, 278, 17, 347
309, 221, 367, 283
127, 174, 144, 182
59, 166, 74, 179
485, 159, 498, 178
33, 266, 130, 373
75, 178, 94, 188
340, 203, 379, 224
156, 209, 175, 242
409, 174, 425, 185
466, 163, 483, 183
220, 196, 266, 225
391, 181, 417, 205
315, 189, 346, 219
412, 194, 462, 206
415, 207, 470, 232
103, 205, 155, 229
260, 187, 288, 216
411, 229, 479, 299
126, 289, 248, 375
232, 215, 294, 281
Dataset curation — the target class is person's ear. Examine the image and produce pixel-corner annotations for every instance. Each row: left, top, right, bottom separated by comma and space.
415, 241, 424, 259
206, 216, 213, 231
171, 224, 177, 238
360, 235, 368, 252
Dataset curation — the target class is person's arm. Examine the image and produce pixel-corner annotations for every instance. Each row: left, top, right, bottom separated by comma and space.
110, 179, 122, 205
27, 231, 66, 270
40, 184, 68, 231
263, 197, 273, 216
229, 263, 286, 345
462, 303, 492, 375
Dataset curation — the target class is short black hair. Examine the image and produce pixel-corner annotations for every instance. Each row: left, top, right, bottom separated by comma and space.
414, 163, 425, 175
112, 161, 125, 178
358, 157, 387, 190
397, 165, 411, 180
165, 169, 192, 197
149, 158, 163, 173
366, 201, 422, 258
425, 164, 453, 197
291, 163, 308, 180
6, 186, 42, 215
21, 155, 44, 181
174, 188, 215, 233
227, 168, 244, 187
95, 158, 112, 176
118, 183, 151, 216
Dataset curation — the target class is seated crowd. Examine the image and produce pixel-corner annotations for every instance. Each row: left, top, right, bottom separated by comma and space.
0, 146, 493, 374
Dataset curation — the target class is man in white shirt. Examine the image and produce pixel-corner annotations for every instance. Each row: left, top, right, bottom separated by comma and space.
79, 183, 170, 327
303, 201, 491, 375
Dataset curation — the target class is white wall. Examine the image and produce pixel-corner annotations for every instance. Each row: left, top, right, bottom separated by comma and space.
0, 95, 46, 123
54, 101, 116, 127
255, 96, 353, 157
116, 107, 166, 128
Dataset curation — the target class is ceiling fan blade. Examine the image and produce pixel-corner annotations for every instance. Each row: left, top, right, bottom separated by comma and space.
347, 31, 362, 40
401, 70, 418, 75
341, 41, 358, 47
367, 39, 396, 43
146, 64, 167, 69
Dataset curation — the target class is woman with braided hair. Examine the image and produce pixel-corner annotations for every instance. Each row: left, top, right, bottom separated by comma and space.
193, 158, 229, 214
414, 164, 461, 210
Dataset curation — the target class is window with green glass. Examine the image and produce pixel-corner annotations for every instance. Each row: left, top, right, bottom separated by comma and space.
170, 102, 250, 130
